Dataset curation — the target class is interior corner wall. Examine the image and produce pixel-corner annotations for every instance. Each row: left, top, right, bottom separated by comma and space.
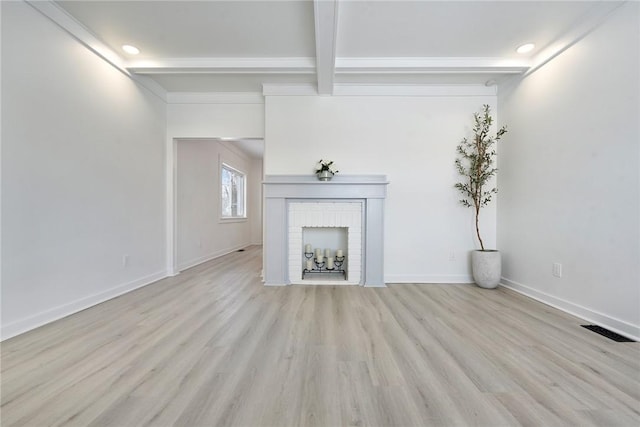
497, 2, 640, 339
1, 1, 167, 339
176, 140, 260, 271
264, 94, 497, 283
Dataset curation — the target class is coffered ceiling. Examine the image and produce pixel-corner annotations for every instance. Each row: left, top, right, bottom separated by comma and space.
29, 0, 624, 95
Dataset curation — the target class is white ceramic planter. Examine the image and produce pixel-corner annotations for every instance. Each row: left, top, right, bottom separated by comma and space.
471, 250, 501, 289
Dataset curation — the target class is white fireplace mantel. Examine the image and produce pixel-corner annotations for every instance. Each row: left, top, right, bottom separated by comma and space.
263, 175, 389, 287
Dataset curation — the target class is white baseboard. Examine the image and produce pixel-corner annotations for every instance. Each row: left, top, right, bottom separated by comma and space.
177, 244, 249, 272
1, 270, 167, 341
501, 277, 640, 342
364, 283, 387, 288
385, 274, 474, 284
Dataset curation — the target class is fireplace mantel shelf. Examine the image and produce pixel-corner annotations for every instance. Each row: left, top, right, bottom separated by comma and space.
264, 175, 389, 185
264, 175, 389, 200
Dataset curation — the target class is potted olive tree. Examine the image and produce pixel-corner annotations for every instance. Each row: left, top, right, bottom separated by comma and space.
455, 105, 507, 288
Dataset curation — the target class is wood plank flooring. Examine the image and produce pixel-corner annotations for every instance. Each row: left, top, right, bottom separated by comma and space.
2, 245, 639, 426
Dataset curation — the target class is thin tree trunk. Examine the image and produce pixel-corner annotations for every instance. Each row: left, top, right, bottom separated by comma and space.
475, 206, 484, 251
474, 133, 485, 251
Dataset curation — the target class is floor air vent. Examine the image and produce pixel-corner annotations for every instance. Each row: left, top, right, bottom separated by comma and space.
581, 325, 635, 342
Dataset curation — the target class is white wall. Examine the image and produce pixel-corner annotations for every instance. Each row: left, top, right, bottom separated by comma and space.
248, 157, 264, 245
497, 3, 640, 339
176, 140, 261, 271
264, 94, 497, 282
1, 2, 167, 339
167, 102, 265, 138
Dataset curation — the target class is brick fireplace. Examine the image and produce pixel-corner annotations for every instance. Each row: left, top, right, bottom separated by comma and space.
262, 175, 389, 286
288, 201, 362, 285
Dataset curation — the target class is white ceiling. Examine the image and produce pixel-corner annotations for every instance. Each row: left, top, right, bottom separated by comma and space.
57, 0, 316, 59
40, 0, 622, 94
336, 1, 596, 58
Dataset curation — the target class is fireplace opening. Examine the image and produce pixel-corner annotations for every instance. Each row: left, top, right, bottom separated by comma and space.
302, 227, 348, 281
287, 200, 363, 285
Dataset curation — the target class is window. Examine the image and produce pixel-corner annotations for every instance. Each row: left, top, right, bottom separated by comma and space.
221, 163, 246, 219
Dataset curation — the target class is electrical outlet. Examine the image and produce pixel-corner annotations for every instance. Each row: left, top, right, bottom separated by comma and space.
198, 238, 202, 248
123, 254, 129, 268
552, 262, 562, 278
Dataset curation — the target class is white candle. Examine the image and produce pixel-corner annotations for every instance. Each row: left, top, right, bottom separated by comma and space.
324, 248, 331, 257
316, 255, 323, 263
336, 249, 343, 257
327, 257, 334, 269
305, 244, 312, 253
315, 248, 322, 258
306, 260, 313, 270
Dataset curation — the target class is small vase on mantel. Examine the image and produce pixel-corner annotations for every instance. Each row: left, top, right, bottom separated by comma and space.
315, 159, 339, 181
317, 170, 334, 181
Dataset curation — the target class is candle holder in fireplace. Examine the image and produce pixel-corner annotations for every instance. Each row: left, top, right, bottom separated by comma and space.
303, 252, 346, 279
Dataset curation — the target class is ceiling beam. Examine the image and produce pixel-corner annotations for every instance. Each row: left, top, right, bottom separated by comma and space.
313, 0, 339, 95
264, 83, 496, 97
127, 57, 315, 74
336, 57, 530, 75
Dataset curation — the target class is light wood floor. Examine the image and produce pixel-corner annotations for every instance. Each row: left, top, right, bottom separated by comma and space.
2, 246, 639, 426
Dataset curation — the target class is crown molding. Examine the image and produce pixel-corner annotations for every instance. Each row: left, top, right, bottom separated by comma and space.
128, 56, 529, 76
263, 83, 496, 97
127, 57, 316, 74
129, 75, 167, 102
26, 0, 167, 101
263, 83, 318, 96
525, 1, 627, 77
336, 57, 530, 74
26, 0, 129, 75
333, 84, 497, 97
166, 92, 264, 104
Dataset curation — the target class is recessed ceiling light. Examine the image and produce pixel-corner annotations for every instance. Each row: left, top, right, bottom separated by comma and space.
516, 43, 535, 54
122, 44, 140, 55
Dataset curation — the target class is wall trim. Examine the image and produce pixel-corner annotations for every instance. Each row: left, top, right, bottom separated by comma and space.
263, 83, 318, 96
127, 56, 316, 74
167, 92, 264, 105
263, 83, 497, 97
177, 244, 250, 272
334, 84, 496, 97
385, 274, 474, 284
130, 75, 168, 102
364, 283, 387, 288
336, 56, 529, 74
525, 1, 626, 78
501, 277, 640, 342
26, 0, 167, 102
1, 270, 167, 341
26, 0, 128, 74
